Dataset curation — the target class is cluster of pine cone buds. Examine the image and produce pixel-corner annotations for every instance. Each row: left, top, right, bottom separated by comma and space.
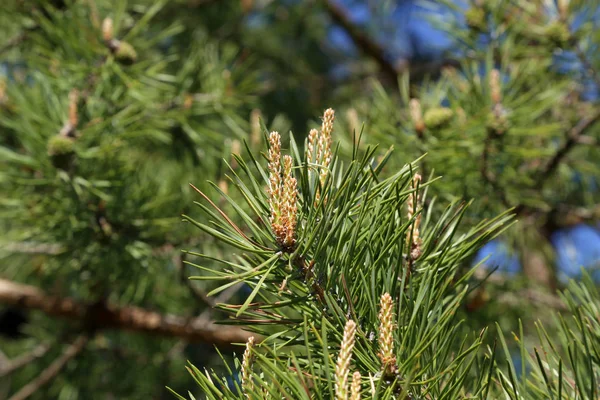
334, 292, 400, 400
267, 131, 298, 250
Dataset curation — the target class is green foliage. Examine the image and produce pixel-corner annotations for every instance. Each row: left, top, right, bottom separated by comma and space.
465, 7, 486, 32
176, 112, 599, 399
175, 117, 515, 398
495, 273, 600, 399
0, 0, 266, 397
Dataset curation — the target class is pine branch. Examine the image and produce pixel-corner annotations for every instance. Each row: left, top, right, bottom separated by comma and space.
538, 109, 600, 185
0, 343, 53, 378
8, 335, 88, 400
472, 269, 567, 311
575, 44, 600, 89
496, 288, 568, 311
481, 130, 511, 209
320, 0, 400, 84
513, 110, 600, 216
0, 32, 27, 56
320, 0, 459, 86
0, 278, 257, 346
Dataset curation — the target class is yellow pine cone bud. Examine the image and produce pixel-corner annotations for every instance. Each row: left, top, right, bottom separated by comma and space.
241, 336, 255, 398
281, 155, 298, 248
102, 17, 113, 42
350, 371, 361, 400
486, 106, 510, 136
335, 320, 357, 400
268, 131, 282, 220
489, 69, 501, 105
407, 173, 422, 259
250, 109, 262, 148
321, 108, 335, 143
558, 0, 569, 20
317, 108, 334, 168
423, 107, 454, 129
306, 128, 318, 163
378, 293, 396, 374
68, 89, 79, 128
409, 99, 425, 134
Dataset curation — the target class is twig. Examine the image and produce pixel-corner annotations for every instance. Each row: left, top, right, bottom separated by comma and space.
320, 0, 459, 85
0, 278, 256, 346
0, 343, 53, 377
0, 32, 27, 56
575, 44, 600, 89
8, 335, 88, 400
496, 289, 568, 311
513, 110, 600, 216
294, 257, 326, 305
320, 0, 400, 84
472, 269, 568, 311
166, 283, 244, 361
2, 242, 65, 255
480, 131, 511, 209
538, 110, 600, 185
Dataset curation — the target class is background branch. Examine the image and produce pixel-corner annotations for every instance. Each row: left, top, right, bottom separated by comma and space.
481, 131, 511, 209
320, 0, 400, 84
320, 0, 459, 86
513, 109, 600, 217
8, 335, 88, 400
538, 109, 600, 185
0, 278, 257, 346
0, 32, 27, 56
0, 343, 53, 378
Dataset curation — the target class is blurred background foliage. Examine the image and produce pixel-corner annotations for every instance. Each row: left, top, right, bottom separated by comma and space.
0, 0, 599, 399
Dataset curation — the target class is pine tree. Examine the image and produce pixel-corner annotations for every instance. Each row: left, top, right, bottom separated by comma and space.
1, 0, 599, 399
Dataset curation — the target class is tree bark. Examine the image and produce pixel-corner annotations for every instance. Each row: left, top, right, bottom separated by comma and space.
0, 279, 257, 346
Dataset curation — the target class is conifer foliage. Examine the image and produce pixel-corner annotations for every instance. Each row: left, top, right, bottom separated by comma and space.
176, 108, 599, 399
1, 1, 600, 399
0, 1, 263, 398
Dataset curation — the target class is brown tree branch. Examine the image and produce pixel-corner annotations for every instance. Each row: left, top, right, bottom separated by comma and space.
481, 130, 511, 209
165, 282, 244, 361
538, 109, 600, 186
471, 268, 567, 311
0, 343, 53, 378
320, 0, 459, 86
512, 110, 600, 217
8, 335, 88, 400
0, 278, 257, 346
321, 0, 400, 84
